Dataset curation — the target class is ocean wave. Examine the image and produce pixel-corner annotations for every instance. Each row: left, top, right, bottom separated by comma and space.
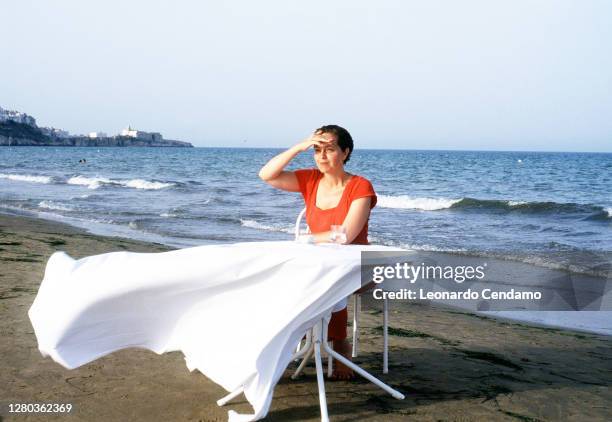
177, 214, 241, 225
454, 198, 612, 218
377, 195, 461, 210
67, 175, 111, 189
379, 194, 611, 219
399, 242, 469, 253
38, 200, 74, 212
582, 209, 612, 222
0, 173, 52, 184
368, 235, 470, 253
70, 193, 98, 200
377, 195, 612, 219
160, 212, 179, 218
67, 175, 175, 190
119, 179, 175, 190
240, 219, 293, 234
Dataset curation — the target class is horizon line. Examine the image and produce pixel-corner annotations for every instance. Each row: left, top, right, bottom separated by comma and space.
1, 145, 610, 154
188, 145, 612, 154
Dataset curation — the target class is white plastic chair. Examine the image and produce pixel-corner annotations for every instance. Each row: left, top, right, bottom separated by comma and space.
294, 207, 390, 374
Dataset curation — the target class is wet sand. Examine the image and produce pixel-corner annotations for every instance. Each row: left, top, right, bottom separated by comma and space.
1, 213, 610, 421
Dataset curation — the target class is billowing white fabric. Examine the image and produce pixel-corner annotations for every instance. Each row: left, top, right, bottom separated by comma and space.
29, 241, 397, 421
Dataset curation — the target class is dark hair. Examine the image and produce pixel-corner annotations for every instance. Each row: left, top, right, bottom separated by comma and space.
315, 124, 354, 164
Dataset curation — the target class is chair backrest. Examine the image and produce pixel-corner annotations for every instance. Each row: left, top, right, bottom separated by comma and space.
294, 207, 307, 240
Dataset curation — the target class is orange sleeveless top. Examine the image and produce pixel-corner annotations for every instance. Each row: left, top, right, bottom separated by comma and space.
295, 169, 377, 245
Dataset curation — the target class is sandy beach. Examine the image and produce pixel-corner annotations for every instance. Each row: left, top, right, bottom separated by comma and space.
1, 213, 610, 421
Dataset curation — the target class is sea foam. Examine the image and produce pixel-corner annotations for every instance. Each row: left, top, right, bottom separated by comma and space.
399, 242, 468, 253
67, 175, 111, 189
377, 195, 461, 210
38, 200, 74, 212
0, 173, 52, 184
160, 212, 178, 218
67, 175, 174, 190
119, 179, 175, 190
240, 219, 293, 234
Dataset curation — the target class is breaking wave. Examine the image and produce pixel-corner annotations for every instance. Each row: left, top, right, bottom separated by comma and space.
0, 173, 52, 184
67, 175, 112, 189
377, 195, 461, 210
38, 200, 74, 212
67, 175, 175, 190
378, 194, 611, 219
240, 219, 293, 234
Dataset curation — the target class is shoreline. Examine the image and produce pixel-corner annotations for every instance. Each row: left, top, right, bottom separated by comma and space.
0, 201, 612, 279
0, 207, 194, 248
2, 205, 609, 276
1, 212, 611, 421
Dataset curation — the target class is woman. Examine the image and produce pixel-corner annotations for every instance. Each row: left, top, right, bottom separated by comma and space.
259, 124, 377, 380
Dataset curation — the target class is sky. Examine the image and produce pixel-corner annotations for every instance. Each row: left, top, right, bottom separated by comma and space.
2, 0, 611, 151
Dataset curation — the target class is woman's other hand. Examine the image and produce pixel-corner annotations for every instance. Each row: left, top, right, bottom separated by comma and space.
309, 197, 371, 245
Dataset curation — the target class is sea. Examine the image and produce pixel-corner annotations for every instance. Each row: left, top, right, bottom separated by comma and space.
2, 147, 611, 334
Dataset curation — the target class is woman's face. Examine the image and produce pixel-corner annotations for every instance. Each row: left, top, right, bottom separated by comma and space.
313, 132, 349, 173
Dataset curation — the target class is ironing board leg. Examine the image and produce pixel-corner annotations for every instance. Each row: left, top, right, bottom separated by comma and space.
327, 341, 333, 378
294, 329, 313, 361
322, 340, 404, 400
383, 297, 389, 374
217, 386, 244, 407
352, 295, 360, 358
292, 344, 314, 379
313, 320, 330, 422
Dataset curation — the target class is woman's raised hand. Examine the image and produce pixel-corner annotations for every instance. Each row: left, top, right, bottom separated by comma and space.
259, 132, 333, 186
295, 134, 333, 152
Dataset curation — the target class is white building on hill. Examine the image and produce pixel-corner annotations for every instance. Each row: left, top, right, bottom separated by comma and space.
0, 106, 36, 126
88, 132, 108, 138
120, 126, 163, 141
40, 127, 70, 138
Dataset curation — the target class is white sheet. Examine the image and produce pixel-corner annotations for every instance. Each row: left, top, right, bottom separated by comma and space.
29, 241, 398, 421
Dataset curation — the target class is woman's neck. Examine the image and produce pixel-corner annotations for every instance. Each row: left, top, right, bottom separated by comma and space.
321, 169, 351, 189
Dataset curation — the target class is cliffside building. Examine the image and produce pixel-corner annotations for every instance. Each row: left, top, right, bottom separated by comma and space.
40, 127, 70, 138
120, 126, 163, 142
0, 106, 36, 126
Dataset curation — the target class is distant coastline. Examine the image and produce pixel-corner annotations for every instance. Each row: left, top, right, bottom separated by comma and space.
0, 121, 193, 147
0, 106, 193, 147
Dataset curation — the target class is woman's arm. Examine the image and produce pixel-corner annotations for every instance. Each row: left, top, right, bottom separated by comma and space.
258, 135, 330, 192
311, 197, 372, 244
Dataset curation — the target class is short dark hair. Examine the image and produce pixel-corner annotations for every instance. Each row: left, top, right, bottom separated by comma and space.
315, 124, 354, 164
